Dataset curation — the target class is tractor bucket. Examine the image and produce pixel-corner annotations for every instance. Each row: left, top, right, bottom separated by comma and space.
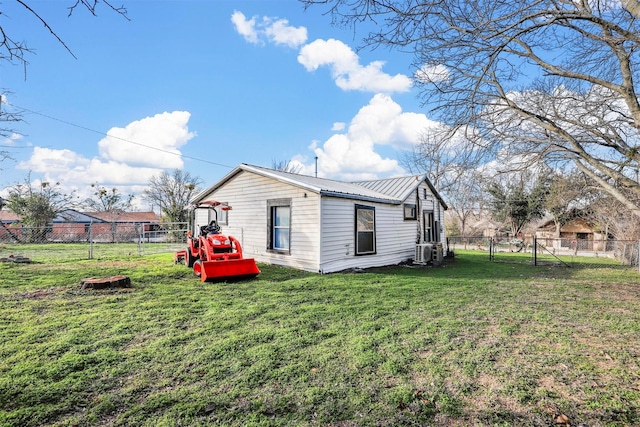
194, 258, 260, 282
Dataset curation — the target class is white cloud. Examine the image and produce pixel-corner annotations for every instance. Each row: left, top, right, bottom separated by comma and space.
415, 63, 449, 83
2, 133, 25, 146
298, 39, 412, 93
231, 11, 307, 48
331, 122, 346, 131
264, 18, 308, 48
232, 12, 410, 93
98, 111, 195, 169
18, 147, 90, 173
15, 111, 195, 208
231, 11, 259, 44
348, 94, 440, 150
295, 94, 440, 180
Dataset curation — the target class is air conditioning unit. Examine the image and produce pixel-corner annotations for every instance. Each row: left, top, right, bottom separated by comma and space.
433, 243, 444, 264
414, 243, 434, 265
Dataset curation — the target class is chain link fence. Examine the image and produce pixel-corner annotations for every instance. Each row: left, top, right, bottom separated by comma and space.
448, 236, 640, 270
0, 222, 188, 263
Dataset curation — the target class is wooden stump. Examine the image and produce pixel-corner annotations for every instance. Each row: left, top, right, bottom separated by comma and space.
0, 255, 31, 263
80, 275, 132, 290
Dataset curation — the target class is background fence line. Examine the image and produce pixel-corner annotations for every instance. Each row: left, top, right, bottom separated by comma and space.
448, 236, 640, 270
0, 222, 188, 262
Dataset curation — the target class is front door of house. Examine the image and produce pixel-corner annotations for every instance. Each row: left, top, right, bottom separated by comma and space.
423, 210, 440, 243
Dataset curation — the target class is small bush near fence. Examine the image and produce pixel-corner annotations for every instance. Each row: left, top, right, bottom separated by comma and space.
449, 236, 640, 270
0, 222, 188, 262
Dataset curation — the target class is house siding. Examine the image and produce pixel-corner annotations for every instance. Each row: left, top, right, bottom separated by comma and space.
200, 171, 321, 272
319, 197, 418, 273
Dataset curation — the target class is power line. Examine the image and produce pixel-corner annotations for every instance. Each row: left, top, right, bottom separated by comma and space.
8, 103, 235, 170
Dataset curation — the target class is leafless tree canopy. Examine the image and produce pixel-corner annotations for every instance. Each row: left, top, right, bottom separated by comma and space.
143, 169, 203, 223
83, 183, 134, 215
0, 1, 128, 146
272, 159, 303, 174
2, 1, 128, 67
303, 0, 640, 217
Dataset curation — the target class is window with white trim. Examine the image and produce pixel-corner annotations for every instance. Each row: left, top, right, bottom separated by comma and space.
267, 199, 291, 253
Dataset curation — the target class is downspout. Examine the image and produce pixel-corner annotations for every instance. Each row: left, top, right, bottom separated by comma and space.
318, 193, 323, 273
416, 185, 422, 244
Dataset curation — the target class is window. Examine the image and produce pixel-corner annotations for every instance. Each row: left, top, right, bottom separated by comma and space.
214, 206, 228, 225
267, 199, 291, 253
403, 203, 417, 220
355, 204, 376, 255
273, 207, 290, 250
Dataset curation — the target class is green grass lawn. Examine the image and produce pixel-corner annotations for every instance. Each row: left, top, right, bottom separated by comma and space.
1, 251, 639, 426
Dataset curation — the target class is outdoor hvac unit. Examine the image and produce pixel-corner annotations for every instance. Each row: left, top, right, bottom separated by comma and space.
414, 243, 434, 265
433, 243, 444, 264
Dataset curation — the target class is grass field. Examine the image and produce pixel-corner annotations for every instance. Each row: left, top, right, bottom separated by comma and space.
1, 250, 639, 426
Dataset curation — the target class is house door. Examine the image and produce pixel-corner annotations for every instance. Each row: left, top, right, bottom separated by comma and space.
423, 211, 436, 242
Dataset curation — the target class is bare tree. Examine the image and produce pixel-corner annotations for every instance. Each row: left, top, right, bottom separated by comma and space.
84, 183, 133, 213
585, 182, 640, 241
143, 169, 202, 224
81, 183, 133, 242
303, 0, 640, 219
272, 159, 303, 174
2, 1, 128, 67
0, 1, 128, 140
544, 170, 588, 238
446, 170, 486, 237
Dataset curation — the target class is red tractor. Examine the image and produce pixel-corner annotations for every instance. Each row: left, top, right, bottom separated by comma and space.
174, 201, 260, 282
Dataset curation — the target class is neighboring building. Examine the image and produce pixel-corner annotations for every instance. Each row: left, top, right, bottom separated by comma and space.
0, 209, 161, 243
0, 210, 20, 225
191, 164, 448, 274
536, 217, 609, 251
0, 211, 21, 242
59, 210, 161, 242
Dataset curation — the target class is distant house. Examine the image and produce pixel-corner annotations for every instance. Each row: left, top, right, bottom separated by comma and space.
536, 217, 608, 251
0, 209, 161, 243
0, 211, 21, 242
56, 210, 161, 242
0, 210, 20, 225
191, 164, 448, 274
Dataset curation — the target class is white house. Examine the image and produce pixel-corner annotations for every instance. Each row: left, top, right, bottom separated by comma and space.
191, 164, 448, 274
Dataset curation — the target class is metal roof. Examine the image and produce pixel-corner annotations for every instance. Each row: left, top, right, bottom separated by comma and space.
354, 175, 448, 210
194, 163, 447, 208
353, 175, 423, 201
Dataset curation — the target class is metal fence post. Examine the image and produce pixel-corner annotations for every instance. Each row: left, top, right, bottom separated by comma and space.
88, 222, 94, 259
489, 238, 493, 261
533, 236, 537, 266
137, 223, 143, 256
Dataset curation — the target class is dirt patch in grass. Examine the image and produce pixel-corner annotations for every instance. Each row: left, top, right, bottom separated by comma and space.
15, 287, 69, 299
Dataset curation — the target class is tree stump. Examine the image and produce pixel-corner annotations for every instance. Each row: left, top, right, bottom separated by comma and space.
80, 275, 132, 290
0, 255, 31, 263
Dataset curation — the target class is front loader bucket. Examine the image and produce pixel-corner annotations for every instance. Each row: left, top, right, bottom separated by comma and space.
194, 258, 260, 282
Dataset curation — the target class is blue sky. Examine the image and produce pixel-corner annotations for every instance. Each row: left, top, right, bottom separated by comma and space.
0, 0, 443, 209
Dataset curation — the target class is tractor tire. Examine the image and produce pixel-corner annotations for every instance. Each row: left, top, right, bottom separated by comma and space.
186, 247, 198, 268
193, 260, 203, 278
